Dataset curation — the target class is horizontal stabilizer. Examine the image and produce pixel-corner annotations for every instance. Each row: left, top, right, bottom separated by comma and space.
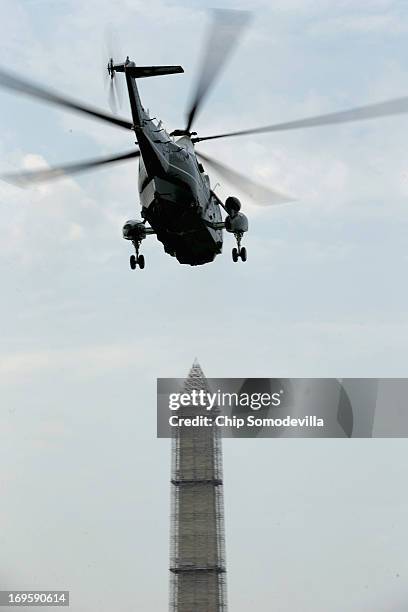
125, 65, 184, 78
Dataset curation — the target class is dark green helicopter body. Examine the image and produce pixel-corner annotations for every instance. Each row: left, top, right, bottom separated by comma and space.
120, 60, 224, 266
137, 137, 224, 266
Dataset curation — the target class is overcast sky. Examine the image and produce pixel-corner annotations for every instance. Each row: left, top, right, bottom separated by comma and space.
1, 0, 408, 610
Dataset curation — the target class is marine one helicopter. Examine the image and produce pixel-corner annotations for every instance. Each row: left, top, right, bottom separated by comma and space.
2, 10, 408, 269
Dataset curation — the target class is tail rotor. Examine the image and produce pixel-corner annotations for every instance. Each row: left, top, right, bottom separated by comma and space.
104, 28, 124, 114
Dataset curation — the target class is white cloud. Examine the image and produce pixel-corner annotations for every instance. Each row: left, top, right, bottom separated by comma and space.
65, 221, 85, 241
0, 344, 141, 382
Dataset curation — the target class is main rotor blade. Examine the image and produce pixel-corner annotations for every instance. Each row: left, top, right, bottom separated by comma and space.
1, 149, 140, 186
196, 151, 294, 205
185, 9, 251, 133
0, 68, 133, 131
193, 96, 408, 142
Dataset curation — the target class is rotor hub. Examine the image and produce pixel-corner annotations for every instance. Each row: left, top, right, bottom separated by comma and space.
107, 58, 115, 79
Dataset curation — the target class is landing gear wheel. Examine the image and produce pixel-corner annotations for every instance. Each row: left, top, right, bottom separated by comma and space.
232, 247, 239, 262
130, 254, 136, 270
240, 246, 247, 262
138, 254, 145, 269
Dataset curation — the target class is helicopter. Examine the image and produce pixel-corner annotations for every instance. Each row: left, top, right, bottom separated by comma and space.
2, 9, 408, 269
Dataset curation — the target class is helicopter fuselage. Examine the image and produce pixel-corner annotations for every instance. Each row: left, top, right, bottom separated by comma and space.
125, 63, 223, 265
